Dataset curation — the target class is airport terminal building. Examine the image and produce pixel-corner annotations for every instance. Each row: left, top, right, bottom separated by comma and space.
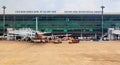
0, 11, 120, 37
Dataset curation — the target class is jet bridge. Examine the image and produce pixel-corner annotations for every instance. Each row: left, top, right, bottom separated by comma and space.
108, 27, 120, 40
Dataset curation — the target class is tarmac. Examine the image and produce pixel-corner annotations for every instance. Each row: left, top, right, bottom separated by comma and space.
0, 40, 120, 65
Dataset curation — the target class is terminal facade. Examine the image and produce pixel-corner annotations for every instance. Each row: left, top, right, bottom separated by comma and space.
0, 13, 120, 37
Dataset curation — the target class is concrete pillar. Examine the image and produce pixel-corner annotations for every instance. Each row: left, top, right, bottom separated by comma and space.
36, 17, 38, 32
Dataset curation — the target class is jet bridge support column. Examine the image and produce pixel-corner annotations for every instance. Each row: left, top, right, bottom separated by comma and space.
118, 35, 120, 40
108, 28, 114, 40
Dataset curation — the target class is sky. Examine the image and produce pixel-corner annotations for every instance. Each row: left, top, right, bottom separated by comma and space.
0, 0, 120, 14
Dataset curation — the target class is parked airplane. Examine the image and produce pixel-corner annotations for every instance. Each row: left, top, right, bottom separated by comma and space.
7, 28, 50, 41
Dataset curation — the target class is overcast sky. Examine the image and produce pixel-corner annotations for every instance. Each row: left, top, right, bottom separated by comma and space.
0, 0, 120, 14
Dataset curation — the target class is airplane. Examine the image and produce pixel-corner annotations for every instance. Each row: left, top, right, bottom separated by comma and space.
7, 28, 36, 40
7, 28, 50, 41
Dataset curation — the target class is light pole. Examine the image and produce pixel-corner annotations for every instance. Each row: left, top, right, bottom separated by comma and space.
2, 6, 6, 35
101, 6, 105, 40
